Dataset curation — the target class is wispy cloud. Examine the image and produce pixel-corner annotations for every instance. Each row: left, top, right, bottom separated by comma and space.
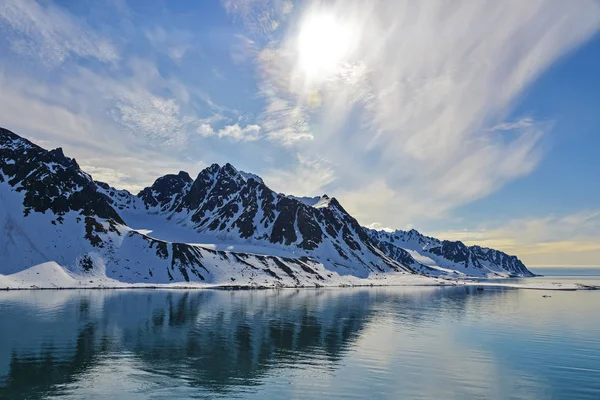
263, 153, 335, 196
489, 118, 536, 132
230, 34, 257, 64
145, 27, 192, 63
228, 0, 600, 227
260, 94, 314, 145
0, 70, 207, 187
115, 92, 187, 145
57, 58, 235, 149
0, 0, 119, 66
221, 0, 292, 35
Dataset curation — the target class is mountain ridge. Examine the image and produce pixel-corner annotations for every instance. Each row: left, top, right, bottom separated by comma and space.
0, 127, 533, 288
365, 228, 534, 277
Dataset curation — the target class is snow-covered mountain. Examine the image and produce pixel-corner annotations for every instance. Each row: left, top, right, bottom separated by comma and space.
0, 127, 533, 288
366, 228, 534, 278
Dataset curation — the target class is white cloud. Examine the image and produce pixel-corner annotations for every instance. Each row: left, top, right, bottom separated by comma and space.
0, 72, 116, 154
198, 123, 215, 137
337, 179, 405, 227
198, 123, 262, 141
0, 0, 119, 66
81, 165, 140, 191
221, 124, 261, 141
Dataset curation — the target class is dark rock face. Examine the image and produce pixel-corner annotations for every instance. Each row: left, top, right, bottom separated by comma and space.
138, 171, 193, 212
296, 206, 322, 250
429, 241, 470, 264
270, 197, 298, 245
0, 127, 123, 224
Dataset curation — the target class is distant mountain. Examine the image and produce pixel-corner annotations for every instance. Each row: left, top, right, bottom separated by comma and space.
365, 228, 534, 278
0, 127, 533, 288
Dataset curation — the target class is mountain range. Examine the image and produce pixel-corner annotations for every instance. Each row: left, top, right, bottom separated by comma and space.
0, 127, 533, 288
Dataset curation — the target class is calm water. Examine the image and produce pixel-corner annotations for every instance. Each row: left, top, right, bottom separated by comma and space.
1, 269, 599, 399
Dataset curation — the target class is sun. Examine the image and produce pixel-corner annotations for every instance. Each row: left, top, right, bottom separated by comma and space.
296, 11, 356, 80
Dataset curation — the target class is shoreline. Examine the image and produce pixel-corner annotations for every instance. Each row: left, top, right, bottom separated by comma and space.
1, 280, 597, 292
2, 263, 597, 292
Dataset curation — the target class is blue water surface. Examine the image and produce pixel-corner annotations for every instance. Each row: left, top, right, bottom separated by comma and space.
0, 268, 599, 399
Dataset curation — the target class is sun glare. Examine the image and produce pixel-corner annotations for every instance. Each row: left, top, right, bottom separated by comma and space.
296, 11, 356, 79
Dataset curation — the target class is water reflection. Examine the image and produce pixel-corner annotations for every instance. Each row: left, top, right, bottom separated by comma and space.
0, 286, 599, 399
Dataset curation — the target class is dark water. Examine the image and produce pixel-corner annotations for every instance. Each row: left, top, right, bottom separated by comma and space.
1, 270, 599, 399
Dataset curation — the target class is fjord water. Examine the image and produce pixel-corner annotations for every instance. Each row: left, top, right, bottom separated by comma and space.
1, 270, 599, 399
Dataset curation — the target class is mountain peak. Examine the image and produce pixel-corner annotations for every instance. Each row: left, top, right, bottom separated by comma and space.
0, 127, 123, 224
137, 170, 194, 210
49, 147, 65, 158
221, 162, 238, 174
177, 170, 192, 181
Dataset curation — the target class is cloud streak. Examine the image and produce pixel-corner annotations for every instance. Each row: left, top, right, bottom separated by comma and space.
263, 153, 335, 196
221, 0, 292, 35
232, 0, 600, 227
0, 0, 119, 66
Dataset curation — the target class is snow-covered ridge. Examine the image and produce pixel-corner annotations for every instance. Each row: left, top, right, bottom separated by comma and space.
239, 170, 264, 185
365, 227, 534, 278
0, 126, 535, 289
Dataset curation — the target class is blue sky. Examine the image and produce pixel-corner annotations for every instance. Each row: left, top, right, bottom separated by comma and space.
0, 0, 599, 266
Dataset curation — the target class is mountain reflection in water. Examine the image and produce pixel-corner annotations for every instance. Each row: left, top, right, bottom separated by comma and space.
1, 286, 599, 399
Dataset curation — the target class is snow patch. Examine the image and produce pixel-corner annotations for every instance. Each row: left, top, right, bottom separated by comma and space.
239, 171, 264, 185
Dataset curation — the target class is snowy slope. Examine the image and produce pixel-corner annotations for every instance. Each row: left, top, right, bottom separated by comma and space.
0, 126, 534, 288
0, 127, 420, 288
